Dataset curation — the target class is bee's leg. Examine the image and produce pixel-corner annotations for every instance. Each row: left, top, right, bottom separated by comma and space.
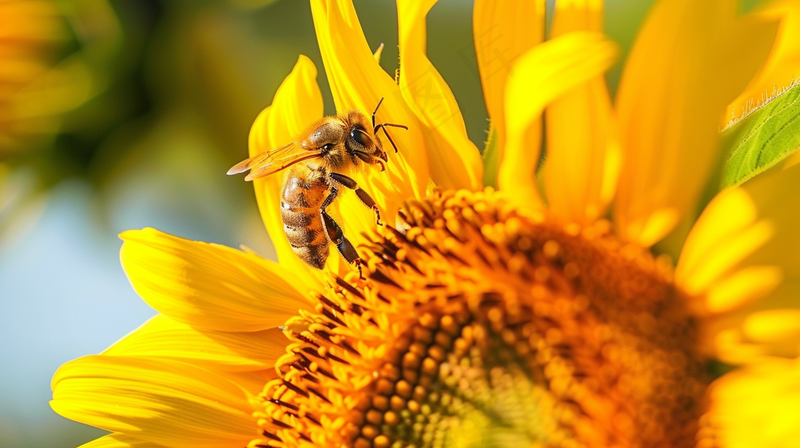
329, 172, 382, 226
319, 186, 364, 278
321, 208, 363, 279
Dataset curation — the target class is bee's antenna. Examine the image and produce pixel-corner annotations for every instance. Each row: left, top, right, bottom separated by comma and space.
374, 123, 407, 153
372, 97, 385, 129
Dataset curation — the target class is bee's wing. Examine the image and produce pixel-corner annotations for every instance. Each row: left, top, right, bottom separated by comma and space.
227, 142, 321, 181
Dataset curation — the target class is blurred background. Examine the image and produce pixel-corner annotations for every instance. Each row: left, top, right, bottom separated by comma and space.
0, 0, 765, 446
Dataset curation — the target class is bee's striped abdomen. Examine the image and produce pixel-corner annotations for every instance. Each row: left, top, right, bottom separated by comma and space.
281, 172, 330, 269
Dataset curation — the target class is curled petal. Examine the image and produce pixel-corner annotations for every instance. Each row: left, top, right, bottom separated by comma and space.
499, 32, 618, 210
396, 0, 482, 190
545, 0, 620, 225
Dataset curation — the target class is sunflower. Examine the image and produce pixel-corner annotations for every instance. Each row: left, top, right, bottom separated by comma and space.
51, 0, 800, 447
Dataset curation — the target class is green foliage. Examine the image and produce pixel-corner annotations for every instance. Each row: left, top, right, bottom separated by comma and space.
720, 82, 800, 188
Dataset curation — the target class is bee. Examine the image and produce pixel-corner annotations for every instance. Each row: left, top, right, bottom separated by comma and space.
228, 98, 406, 273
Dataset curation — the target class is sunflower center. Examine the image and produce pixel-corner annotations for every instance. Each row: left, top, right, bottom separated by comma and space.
253, 189, 708, 448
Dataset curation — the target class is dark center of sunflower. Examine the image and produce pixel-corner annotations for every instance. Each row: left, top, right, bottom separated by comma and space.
254, 189, 708, 448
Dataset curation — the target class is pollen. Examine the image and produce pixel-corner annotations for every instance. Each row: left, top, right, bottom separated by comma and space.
251, 189, 708, 448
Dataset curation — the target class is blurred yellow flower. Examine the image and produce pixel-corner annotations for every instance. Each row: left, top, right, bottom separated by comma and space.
51, 1, 800, 447
0, 0, 91, 153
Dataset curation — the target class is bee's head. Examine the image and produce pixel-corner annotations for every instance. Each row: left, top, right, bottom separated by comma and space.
344, 110, 386, 168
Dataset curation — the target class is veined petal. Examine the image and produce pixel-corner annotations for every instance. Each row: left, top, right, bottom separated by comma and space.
310, 0, 429, 225
676, 164, 800, 360
51, 356, 255, 448
614, 0, 779, 247
499, 32, 618, 210
726, 0, 800, 125
474, 0, 545, 187
396, 0, 482, 190
704, 358, 800, 448
120, 228, 307, 332
79, 434, 168, 448
221, 369, 278, 396
544, 0, 620, 225
103, 315, 287, 372
248, 55, 326, 282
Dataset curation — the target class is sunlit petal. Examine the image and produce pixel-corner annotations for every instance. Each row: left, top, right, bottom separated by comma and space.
544, 0, 620, 225
614, 0, 779, 247
310, 0, 429, 224
396, 0, 482, 190
51, 356, 255, 448
78, 434, 167, 448
120, 228, 308, 332
103, 315, 287, 372
726, 0, 800, 125
677, 164, 800, 360
704, 358, 800, 448
248, 55, 327, 282
473, 0, 545, 186
500, 32, 618, 210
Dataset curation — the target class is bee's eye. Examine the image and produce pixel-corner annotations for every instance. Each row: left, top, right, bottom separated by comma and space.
350, 128, 369, 147
322, 143, 333, 151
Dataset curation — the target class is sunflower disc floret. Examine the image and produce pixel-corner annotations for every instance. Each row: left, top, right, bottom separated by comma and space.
252, 189, 708, 448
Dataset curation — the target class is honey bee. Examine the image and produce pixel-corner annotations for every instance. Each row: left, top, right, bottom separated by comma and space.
228, 98, 406, 273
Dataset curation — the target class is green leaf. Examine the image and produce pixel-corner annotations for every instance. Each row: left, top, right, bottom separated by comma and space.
482, 122, 499, 188
720, 82, 800, 188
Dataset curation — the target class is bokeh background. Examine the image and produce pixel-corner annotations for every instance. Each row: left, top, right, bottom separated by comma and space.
0, 0, 764, 446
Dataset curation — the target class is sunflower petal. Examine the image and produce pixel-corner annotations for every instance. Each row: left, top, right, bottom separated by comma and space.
221, 369, 278, 396
473, 0, 545, 187
120, 228, 307, 332
544, 0, 620, 225
51, 356, 255, 448
726, 0, 800, 126
248, 55, 326, 282
103, 315, 287, 372
396, 0, 482, 190
676, 164, 800, 360
78, 434, 168, 448
614, 0, 779, 247
704, 358, 800, 448
310, 0, 428, 219
499, 32, 619, 209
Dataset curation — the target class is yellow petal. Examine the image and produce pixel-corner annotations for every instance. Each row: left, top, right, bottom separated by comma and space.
499, 32, 619, 210
221, 369, 278, 396
544, 0, 620, 225
704, 358, 800, 448
51, 356, 255, 448
103, 315, 287, 372
396, 0, 482, 190
310, 0, 429, 223
248, 55, 327, 282
677, 164, 800, 360
614, 0, 779, 247
78, 434, 168, 448
726, 0, 800, 125
120, 228, 307, 332
743, 310, 800, 347
473, 0, 545, 187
